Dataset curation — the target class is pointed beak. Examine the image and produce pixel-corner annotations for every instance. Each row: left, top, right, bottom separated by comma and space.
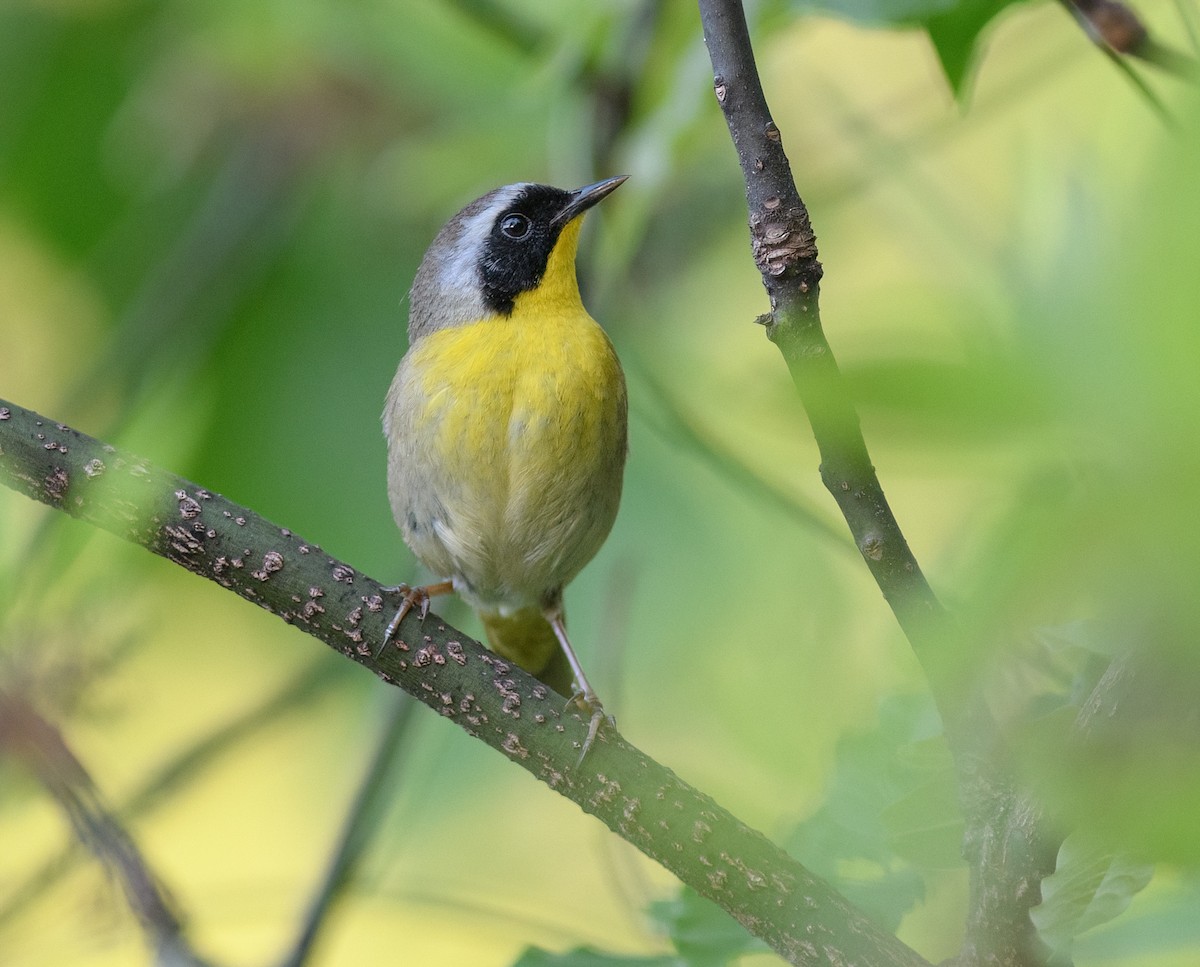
552, 175, 628, 227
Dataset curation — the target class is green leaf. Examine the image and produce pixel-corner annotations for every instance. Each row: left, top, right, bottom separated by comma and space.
649, 886, 765, 966
923, 0, 1012, 97
1072, 876, 1200, 961
1031, 832, 1155, 959
880, 756, 966, 870
519, 885, 763, 967
784, 694, 959, 930
788, 0, 1026, 96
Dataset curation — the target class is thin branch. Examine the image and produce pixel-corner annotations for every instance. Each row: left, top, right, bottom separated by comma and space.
1062, 0, 1199, 77
695, 2, 1062, 964
0, 657, 336, 928
277, 695, 417, 967
696, 0, 959, 756
0, 688, 214, 966
0, 398, 930, 967
627, 353, 850, 550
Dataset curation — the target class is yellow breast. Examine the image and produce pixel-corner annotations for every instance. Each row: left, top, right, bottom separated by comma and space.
384, 283, 627, 612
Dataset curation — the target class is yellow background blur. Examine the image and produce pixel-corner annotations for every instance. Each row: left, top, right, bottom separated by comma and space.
2, 0, 1199, 964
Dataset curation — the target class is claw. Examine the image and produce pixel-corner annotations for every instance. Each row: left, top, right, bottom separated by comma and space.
378, 584, 420, 657
568, 690, 614, 765
542, 603, 611, 764
377, 580, 454, 657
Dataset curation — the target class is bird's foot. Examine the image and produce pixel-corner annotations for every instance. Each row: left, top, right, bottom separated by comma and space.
567, 690, 614, 765
377, 581, 452, 657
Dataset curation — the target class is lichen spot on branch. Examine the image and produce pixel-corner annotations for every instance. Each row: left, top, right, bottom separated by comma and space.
749, 197, 820, 283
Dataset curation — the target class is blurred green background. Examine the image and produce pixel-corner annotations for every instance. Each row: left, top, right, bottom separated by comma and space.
2, 0, 1199, 964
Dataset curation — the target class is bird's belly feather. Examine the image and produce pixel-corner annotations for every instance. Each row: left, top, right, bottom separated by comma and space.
384, 310, 627, 612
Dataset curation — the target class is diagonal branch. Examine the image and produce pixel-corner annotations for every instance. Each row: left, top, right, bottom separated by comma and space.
0, 688, 214, 966
698, 0, 950, 706
0, 398, 930, 967
1061, 0, 1198, 78
695, 2, 1062, 965
0, 657, 336, 929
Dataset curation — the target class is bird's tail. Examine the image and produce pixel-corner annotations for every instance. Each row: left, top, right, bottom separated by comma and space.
479, 607, 573, 697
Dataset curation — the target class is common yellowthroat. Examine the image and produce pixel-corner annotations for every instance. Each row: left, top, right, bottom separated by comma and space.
382, 176, 628, 747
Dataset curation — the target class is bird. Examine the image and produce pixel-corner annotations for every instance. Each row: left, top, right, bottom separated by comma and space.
381, 176, 628, 753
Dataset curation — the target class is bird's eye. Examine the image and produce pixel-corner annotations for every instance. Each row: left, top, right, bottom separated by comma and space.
499, 213, 531, 239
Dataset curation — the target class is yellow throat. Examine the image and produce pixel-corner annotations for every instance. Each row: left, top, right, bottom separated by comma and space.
396, 211, 626, 616
383, 176, 629, 707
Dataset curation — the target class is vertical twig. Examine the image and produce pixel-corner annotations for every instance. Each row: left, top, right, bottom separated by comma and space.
695, 2, 1063, 964
696, 0, 957, 743
277, 696, 417, 967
